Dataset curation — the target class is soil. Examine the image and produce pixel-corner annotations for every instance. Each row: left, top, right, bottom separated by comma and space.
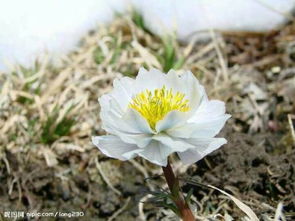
0, 16, 294, 220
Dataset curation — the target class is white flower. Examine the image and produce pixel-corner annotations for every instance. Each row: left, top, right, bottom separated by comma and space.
92, 68, 230, 166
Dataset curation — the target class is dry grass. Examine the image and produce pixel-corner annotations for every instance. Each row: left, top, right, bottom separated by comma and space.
0, 14, 294, 220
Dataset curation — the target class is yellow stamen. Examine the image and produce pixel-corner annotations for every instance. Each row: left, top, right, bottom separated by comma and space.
129, 86, 190, 130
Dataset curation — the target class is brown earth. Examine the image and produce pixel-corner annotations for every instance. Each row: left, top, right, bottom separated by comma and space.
0, 16, 294, 220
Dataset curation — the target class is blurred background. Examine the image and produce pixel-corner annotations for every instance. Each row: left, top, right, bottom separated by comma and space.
0, 0, 294, 220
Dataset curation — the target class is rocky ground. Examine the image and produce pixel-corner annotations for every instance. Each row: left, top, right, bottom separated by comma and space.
0, 15, 294, 220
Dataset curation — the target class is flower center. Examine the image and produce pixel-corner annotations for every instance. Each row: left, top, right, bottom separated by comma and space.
129, 86, 190, 130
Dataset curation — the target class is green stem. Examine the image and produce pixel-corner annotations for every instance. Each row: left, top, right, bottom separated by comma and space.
162, 161, 195, 221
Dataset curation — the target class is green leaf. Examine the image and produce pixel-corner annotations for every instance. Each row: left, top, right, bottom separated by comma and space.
93, 48, 105, 64
185, 188, 194, 204
156, 37, 185, 72
131, 10, 152, 34
40, 105, 76, 144
155, 201, 180, 217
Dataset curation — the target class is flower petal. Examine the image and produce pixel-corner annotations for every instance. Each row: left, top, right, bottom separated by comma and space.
166, 70, 205, 112
99, 77, 135, 116
152, 133, 195, 152
138, 140, 172, 166
167, 98, 230, 138
92, 135, 139, 161
167, 114, 230, 138
134, 67, 166, 93
133, 68, 205, 112
101, 107, 154, 147
122, 108, 154, 134
177, 138, 227, 165
95, 67, 230, 167
154, 71, 208, 132
155, 110, 188, 132
188, 100, 226, 123
110, 77, 135, 110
